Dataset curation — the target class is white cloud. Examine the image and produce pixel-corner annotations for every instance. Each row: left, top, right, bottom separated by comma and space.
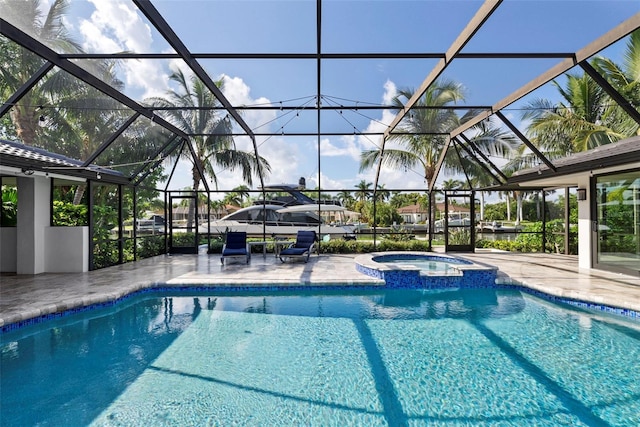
304, 173, 351, 191
319, 136, 361, 161
355, 80, 397, 152
78, 0, 169, 99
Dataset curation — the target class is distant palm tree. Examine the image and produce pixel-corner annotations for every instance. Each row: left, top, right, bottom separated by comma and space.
228, 185, 250, 206
222, 192, 243, 207
373, 184, 391, 202
354, 180, 373, 202
441, 178, 463, 190
337, 190, 354, 208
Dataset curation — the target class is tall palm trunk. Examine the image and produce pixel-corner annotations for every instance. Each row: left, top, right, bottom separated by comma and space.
10, 105, 38, 146
188, 164, 201, 232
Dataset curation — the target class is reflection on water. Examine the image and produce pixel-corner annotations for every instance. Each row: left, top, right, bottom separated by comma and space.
2, 288, 639, 426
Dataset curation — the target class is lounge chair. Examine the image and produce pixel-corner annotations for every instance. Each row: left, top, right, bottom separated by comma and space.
279, 230, 317, 263
221, 231, 250, 264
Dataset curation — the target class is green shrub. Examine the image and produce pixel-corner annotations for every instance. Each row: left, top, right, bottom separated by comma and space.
1, 186, 17, 227
138, 235, 165, 258
207, 240, 224, 254
53, 200, 88, 226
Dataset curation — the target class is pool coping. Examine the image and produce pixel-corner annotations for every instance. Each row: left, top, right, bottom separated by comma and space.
3, 277, 639, 334
2, 252, 640, 333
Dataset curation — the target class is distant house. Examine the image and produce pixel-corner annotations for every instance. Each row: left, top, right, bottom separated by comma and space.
397, 204, 427, 224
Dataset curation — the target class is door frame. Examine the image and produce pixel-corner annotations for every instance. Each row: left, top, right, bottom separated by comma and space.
444, 191, 475, 252
168, 194, 199, 254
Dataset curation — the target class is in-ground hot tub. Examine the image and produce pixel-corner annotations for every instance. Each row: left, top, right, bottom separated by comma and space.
355, 252, 498, 289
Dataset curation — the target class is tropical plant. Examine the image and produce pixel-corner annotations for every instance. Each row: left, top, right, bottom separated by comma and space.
510, 30, 640, 171
360, 82, 518, 228
0, 0, 83, 145
441, 178, 463, 190
226, 185, 250, 206
1, 185, 17, 226
360, 81, 466, 186
147, 69, 271, 228
372, 184, 391, 202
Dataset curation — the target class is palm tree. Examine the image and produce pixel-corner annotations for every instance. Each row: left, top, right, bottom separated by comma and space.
591, 29, 640, 137
510, 30, 640, 171
373, 184, 391, 202
0, 0, 83, 146
442, 178, 463, 190
147, 69, 270, 228
360, 81, 464, 186
149, 70, 270, 191
354, 180, 373, 202
360, 82, 519, 232
222, 192, 243, 208
337, 190, 354, 208
222, 185, 250, 208
514, 74, 617, 169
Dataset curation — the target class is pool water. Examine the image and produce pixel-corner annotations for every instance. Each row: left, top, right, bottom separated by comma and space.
378, 257, 458, 272
2, 288, 640, 426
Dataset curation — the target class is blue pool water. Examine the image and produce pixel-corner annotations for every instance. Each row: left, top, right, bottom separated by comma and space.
2, 288, 640, 426
374, 255, 466, 272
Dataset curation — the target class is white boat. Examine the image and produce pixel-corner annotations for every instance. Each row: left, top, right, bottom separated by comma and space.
198, 185, 357, 238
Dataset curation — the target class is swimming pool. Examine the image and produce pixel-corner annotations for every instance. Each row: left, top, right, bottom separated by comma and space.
2, 287, 640, 426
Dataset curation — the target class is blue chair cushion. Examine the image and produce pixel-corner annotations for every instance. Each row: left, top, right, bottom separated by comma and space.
280, 247, 308, 256
222, 247, 247, 256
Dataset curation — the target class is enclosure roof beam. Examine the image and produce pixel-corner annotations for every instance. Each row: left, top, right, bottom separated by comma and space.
457, 133, 509, 183
82, 113, 141, 167
494, 111, 556, 172
0, 18, 190, 144
429, 136, 452, 193
580, 61, 640, 125
382, 0, 502, 140
133, 135, 181, 186
132, 0, 264, 191
376, 0, 501, 194
59, 52, 575, 60
449, 12, 640, 139
0, 62, 54, 119
453, 135, 505, 186
132, 0, 253, 140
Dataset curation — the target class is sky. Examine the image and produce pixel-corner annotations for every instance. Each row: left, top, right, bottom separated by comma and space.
29, 0, 640, 196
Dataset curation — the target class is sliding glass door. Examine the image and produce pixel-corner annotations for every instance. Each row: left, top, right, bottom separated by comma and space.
593, 169, 640, 276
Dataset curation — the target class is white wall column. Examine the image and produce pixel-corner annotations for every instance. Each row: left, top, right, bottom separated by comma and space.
577, 176, 592, 269
16, 175, 50, 274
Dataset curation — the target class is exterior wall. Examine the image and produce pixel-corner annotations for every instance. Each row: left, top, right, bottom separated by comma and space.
45, 226, 89, 272
0, 227, 17, 272
16, 176, 49, 274
9, 174, 89, 274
